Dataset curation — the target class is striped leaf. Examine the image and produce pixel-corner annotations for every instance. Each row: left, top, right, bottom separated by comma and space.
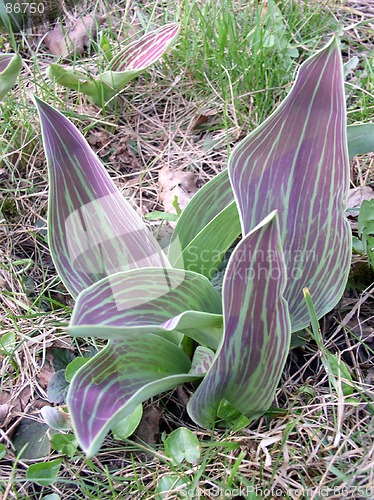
229, 37, 351, 331
68, 267, 223, 349
67, 334, 200, 456
48, 24, 179, 106
187, 211, 290, 427
169, 120, 368, 270
34, 97, 168, 298
107, 23, 180, 72
189, 346, 215, 375
0, 52, 22, 99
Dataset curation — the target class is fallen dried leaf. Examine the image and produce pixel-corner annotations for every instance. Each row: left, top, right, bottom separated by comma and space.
347, 186, 374, 216
187, 108, 217, 133
45, 15, 104, 57
133, 405, 163, 461
158, 165, 198, 222
0, 404, 9, 427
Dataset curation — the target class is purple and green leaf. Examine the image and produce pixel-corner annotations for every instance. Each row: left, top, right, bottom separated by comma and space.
0, 53, 22, 99
189, 346, 215, 375
67, 333, 200, 456
69, 267, 223, 349
34, 97, 169, 299
174, 37, 351, 331
48, 23, 180, 107
229, 37, 351, 331
187, 211, 291, 427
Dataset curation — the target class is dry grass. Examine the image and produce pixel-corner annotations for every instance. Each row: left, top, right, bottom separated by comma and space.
1, 0, 373, 498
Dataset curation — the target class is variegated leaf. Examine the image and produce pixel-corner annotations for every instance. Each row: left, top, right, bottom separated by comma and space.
108, 23, 180, 72
34, 97, 169, 298
69, 267, 223, 349
68, 334, 199, 456
229, 37, 351, 331
188, 211, 290, 427
48, 24, 179, 107
189, 346, 215, 375
0, 53, 22, 99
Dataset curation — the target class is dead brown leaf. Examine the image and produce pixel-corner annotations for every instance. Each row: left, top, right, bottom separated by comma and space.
187, 108, 217, 133
133, 405, 163, 461
347, 186, 374, 215
158, 165, 198, 220
45, 15, 104, 57
0, 403, 9, 427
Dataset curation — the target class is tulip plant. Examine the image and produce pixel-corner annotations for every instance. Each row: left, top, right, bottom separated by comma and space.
0, 52, 22, 99
47, 23, 180, 106
35, 36, 352, 457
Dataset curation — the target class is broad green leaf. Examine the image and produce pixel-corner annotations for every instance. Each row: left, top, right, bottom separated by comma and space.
112, 404, 143, 441
156, 475, 189, 499
48, 23, 180, 107
50, 433, 78, 458
164, 428, 201, 464
347, 123, 374, 157
188, 212, 291, 427
26, 459, 62, 487
12, 419, 55, 459
0, 53, 22, 99
65, 357, 90, 382
34, 97, 169, 298
0, 443, 6, 459
67, 334, 200, 456
68, 267, 222, 349
229, 37, 351, 332
171, 200, 241, 279
0, 331, 16, 353
51, 347, 75, 371
169, 169, 234, 266
47, 369, 69, 404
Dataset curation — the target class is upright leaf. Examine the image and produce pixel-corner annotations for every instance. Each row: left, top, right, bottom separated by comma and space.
229, 37, 351, 331
188, 212, 290, 427
48, 23, 180, 106
171, 200, 241, 279
169, 169, 234, 265
34, 97, 169, 298
68, 334, 199, 456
